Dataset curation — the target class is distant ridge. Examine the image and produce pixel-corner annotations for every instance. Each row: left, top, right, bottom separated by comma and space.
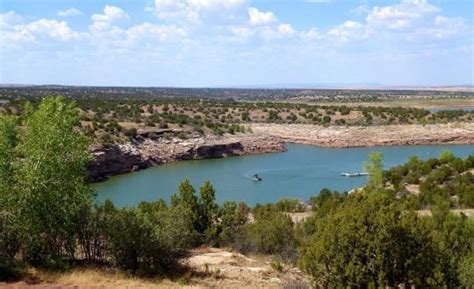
0, 83, 473, 92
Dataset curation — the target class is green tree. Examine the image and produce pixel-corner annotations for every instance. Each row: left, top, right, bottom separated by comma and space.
199, 181, 218, 240
171, 179, 200, 238
427, 208, 473, 287
238, 207, 296, 262
300, 193, 438, 288
17, 97, 92, 266
106, 201, 195, 276
439, 150, 455, 164
0, 115, 18, 196
459, 252, 474, 289
365, 151, 384, 191
217, 201, 247, 245
0, 115, 22, 279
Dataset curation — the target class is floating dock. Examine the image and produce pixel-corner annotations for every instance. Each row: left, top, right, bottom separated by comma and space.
340, 172, 369, 177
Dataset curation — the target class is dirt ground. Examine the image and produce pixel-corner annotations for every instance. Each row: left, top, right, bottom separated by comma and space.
1, 248, 310, 289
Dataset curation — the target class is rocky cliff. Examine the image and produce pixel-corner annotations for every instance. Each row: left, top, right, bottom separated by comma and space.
88, 134, 285, 182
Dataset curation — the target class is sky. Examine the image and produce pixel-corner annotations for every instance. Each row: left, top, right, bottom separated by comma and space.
0, 0, 473, 87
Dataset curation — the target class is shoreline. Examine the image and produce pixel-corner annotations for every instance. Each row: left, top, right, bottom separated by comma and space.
89, 122, 474, 182
251, 123, 474, 148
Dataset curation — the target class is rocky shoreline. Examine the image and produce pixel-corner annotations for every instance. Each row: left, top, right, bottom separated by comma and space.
250, 123, 474, 148
88, 133, 285, 182
88, 123, 474, 182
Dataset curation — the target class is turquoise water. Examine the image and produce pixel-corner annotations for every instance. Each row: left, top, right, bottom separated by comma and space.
94, 144, 474, 207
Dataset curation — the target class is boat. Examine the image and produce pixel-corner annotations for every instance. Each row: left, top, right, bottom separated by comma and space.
252, 174, 262, 181
340, 172, 369, 177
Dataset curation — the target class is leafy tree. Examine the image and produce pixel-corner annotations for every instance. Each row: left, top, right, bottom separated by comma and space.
0, 115, 18, 196
217, 201, 247, 245
0, 116, 21, 278
365, 151, 384, 191
458, 252, 474, 289
17, 97, 92, 266
199, 181, 218, 240
300, 193, 438, 288
171, 179, 201, 239
106, 201, 195, 276
439, 150, 455, 164
237, 207, 297, 262
427, 207, 474, 287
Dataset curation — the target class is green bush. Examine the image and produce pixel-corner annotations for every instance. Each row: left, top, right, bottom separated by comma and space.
106, 201, 195, 276
237, 207, 297, 262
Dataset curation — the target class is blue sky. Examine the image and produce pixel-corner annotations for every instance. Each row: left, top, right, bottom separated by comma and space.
1, 0, 472, 87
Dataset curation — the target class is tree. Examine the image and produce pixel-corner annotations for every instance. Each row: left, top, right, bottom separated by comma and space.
17, 97, 92, 265
217, 201, 247, 245
238, 208, 296, 262
365, 151, 384, 191
106, 201, 195, 276
427, 208, 473, 287
0, 115, 18, 196
199, 181, 218, 240
171, 179, 200, 239
459, 252, 474, 289
0, 115, 21, 279
439, 150, 455, 164
300, 193, 438, 288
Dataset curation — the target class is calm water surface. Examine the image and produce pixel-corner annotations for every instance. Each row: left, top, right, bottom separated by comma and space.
94, 144, 474, 206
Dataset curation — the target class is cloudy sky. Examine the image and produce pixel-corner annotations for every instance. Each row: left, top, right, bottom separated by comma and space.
1, 0, 472, 87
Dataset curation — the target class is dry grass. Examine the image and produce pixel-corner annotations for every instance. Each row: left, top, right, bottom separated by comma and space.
1, 267, 178, 288
2, 248, 310, 289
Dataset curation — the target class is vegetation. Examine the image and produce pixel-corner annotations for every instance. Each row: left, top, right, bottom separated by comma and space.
1, 87, 472, 147
299, 191, 473, 288
386, 152, 474, 208
1, 96, 473, 287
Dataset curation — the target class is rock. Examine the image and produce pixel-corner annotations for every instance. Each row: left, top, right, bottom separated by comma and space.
88, 134, 285, 182
250, 123, 474, 148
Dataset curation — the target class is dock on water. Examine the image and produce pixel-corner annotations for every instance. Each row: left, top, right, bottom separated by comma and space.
340, 172, 369, 177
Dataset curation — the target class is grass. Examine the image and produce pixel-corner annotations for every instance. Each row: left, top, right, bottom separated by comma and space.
6, 267, 178, 288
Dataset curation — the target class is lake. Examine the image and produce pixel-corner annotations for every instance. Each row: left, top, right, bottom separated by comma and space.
94, 144, 474, 207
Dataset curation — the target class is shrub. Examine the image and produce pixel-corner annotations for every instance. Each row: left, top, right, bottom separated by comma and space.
106, 201, 195, 276
237, 208, 297, 262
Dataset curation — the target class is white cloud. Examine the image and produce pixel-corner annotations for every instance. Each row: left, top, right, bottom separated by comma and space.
328, 21, 367, 42
1, 12, 79, 44
0, 11, 22, 25
126, 23, 187, 43
92, 5, 129, 24
187, 0, 245, 10
154, 0, 245, 22
413, 16, 466, 40
230, 26, 254, 41
300, 28, 322, 40
366, 0, 439, 30
278, 24, 295, 35
57, 8, 82, 17
248, 7, 278, 25
26, 19, 79, 41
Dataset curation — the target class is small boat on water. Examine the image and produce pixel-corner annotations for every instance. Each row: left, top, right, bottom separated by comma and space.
340, 172, 369, 177
252, 174, 262, 182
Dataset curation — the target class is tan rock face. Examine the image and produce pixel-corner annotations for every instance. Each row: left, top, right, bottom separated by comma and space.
88, 133, 285, 182
250, 123, 474, 148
